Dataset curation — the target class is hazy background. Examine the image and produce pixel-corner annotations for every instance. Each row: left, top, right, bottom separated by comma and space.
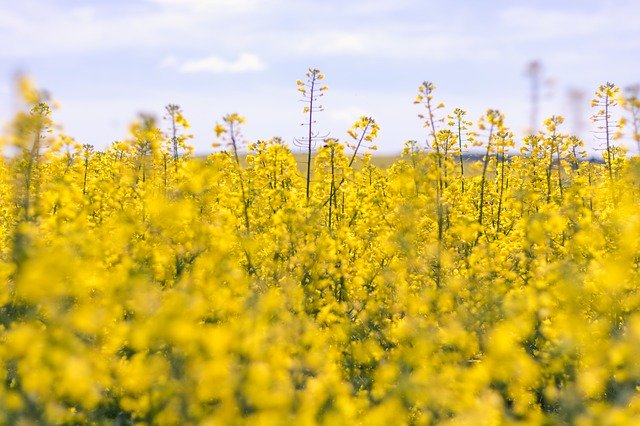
0, 0, 638, 155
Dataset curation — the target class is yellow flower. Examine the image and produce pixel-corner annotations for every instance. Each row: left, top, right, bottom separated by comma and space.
214, 122, 226, 136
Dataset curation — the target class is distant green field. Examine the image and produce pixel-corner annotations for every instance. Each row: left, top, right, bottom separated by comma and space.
237, 151, 602, 175
232, 153, 402, 171
290, 153, 400, 170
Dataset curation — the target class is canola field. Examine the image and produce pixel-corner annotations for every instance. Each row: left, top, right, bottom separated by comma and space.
1, 76, 640, 424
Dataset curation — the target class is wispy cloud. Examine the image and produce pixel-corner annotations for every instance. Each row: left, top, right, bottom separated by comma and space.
177, 53, 267, 74
294, 32, 368, 55
0, 0, 263, 57
499, 7, 603, 41
147, 0, 264, 12
0, 1, 502, 62
159, 55, 179, 69
329, 106, 368, 123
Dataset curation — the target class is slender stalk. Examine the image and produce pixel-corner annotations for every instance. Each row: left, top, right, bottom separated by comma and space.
556, 144, 563, 200
83, 155, 89, 196
496, 144, 506, 234
229, 122, 251, 234
328, 144, 335, 229
546, 141, 553, 204
457, 117, 465, 193
306, 76, 316, 201
478, 123, 495, 226
23, 123, 42, 221
348, 119, 370, 168
604, 92, 613, 182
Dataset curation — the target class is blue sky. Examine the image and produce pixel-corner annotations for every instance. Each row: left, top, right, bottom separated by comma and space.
0, 0, 638, 154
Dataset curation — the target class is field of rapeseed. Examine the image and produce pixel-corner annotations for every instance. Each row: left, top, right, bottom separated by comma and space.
1, 75, 640, 424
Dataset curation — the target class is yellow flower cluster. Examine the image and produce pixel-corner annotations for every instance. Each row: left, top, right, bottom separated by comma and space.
1, 77, 640, 424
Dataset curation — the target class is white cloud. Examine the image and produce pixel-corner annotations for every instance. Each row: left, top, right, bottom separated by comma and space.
329, 107, 367, 123
159, 55, 178, 69
272, 25, 496, 62
295, 32, 368, 55
498, 3, 640, 42
2, 0, 639, 65
0, 0, 266, 57
147, 0, 264, 13
0, 1, 501, 62
340, 0, 417, 15
499, 7, 602, 40
178, 53, 266, 74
